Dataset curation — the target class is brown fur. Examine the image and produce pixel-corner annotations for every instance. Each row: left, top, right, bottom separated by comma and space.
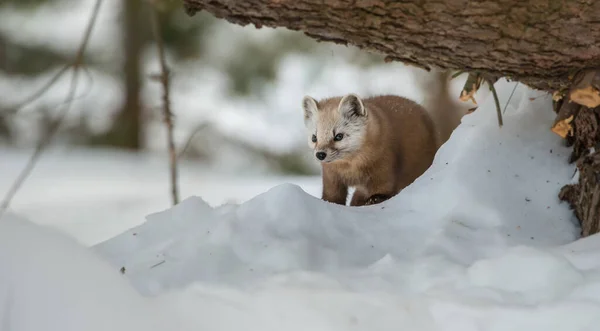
312, 71, 466, 206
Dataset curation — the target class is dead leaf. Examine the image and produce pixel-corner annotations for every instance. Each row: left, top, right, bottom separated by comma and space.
552, 91, 563, 102
551, 115, 574, 138
460, 86, 478, 104
570, 86, 600, 108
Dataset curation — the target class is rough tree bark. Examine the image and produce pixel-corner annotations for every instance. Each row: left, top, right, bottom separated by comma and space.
181, 0, 600, 236
556, 73, 600, 237
183, 0, 600, 92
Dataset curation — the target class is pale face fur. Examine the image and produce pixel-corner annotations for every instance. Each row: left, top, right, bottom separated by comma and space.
302, 94, 368, 163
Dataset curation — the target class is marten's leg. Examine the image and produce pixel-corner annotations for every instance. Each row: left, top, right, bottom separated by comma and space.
349, 190, 369, 206
364, 194, 392, 206
321, 168, 348, 205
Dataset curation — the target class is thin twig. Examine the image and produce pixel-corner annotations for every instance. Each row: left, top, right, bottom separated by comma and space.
150, 1, 179, 206
149, 260, 166, 269
503, 82, 519, 115
0, 0, 103, 218
177, 123, 209, 160
1, 71, 80, 214
486, 78, 504, 127
3, 65, 70, 115
18, 66, 96, 120
4, 0, 98, 116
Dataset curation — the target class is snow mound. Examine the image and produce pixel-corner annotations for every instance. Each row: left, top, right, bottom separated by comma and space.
467, 245, 583, 303
0, 214, 167, 331
91, 81, 600, 330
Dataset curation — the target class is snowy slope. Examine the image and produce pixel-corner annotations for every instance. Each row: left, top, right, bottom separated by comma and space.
86, 80, 600, 330
0, 214, 168, 331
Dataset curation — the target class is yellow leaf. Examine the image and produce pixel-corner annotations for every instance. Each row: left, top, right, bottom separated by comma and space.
552, 91, 563, 102
570, 86, 600, 108
459, 85, 478, 104
551, 115, 574, 138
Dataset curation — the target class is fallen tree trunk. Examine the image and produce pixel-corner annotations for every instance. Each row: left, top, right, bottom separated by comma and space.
182, 0, 600, 236
182, 0, 600, 92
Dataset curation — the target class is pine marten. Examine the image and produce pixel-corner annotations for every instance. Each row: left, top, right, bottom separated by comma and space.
301, 71, 467, 206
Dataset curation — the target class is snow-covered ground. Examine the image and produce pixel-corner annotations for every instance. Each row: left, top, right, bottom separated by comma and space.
4, 80, 600, 331
5, 1, 599, 329
0, 147, 321, 246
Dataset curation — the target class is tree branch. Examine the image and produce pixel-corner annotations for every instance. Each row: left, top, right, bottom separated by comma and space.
150, 0, 180, 206
3, 65, 70, 116
0, 0, 103, 218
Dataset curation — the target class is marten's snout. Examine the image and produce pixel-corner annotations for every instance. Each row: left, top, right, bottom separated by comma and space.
315, 152, 327, 160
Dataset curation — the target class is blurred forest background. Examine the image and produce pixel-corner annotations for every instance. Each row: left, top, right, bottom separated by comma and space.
0, 0, 426, 177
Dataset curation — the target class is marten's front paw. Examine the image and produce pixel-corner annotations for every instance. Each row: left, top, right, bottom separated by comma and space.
365, 194, 390, 205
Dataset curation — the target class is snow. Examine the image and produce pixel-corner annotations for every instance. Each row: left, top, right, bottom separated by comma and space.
4, 0, 600, 329
466, 245, 584, 303
87, 80, 597, 330
4, 80, 600, 330
0, 214, 165, 331
0, 147, 321, 246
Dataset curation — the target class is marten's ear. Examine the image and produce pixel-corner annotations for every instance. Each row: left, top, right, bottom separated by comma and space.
302, 95, 319, 121
338, 93, 366, 118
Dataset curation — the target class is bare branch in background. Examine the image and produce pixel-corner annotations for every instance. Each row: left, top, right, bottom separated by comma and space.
150, 0, 180, 206
177, 123, 209, 160
3, 65, 70, 116
0, 0, 103, 218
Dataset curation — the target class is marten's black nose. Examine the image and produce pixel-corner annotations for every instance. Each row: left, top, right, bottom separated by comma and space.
316, 152, 327, 160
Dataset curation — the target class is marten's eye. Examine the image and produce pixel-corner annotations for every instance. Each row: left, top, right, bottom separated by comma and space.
334, 133, 344, 141
311, 134, 317, 143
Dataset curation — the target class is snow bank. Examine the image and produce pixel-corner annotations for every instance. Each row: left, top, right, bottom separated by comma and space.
0, 214, 168, 331
0, 147, 321, 246
89, 81, 600, 330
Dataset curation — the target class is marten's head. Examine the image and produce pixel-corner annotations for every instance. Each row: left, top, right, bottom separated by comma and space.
302, 94, 368, 163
